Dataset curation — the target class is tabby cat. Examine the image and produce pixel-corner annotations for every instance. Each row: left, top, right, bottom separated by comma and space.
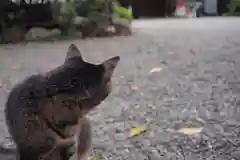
4, 44, 120, 160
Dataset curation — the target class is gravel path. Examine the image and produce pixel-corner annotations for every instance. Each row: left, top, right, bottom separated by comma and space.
1, 18, 240, 160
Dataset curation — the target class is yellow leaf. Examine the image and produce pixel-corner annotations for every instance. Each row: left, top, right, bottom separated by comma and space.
176, 127, 203, 136
0, 81, 7, 91
130, 126, 147, 137
150, 67, 162, 73
88, 156, 96, 160
130, 85, 138, 91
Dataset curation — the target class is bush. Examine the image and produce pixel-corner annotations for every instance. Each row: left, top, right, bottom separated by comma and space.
56, 0, 132, 36
113, 1, 133, 22
58, 0, 78, 34
75, 0, 106, 17
74, 0, 133, 22
114, 6, 133, 22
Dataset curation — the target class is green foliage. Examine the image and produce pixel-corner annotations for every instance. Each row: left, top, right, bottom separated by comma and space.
113, 1, 133, 22
55, 0, 132, 35
79, 11, 110, 36
70, 0, 133, 21
114, 6, 133, 22
58, 0, 78, 35
59, 0, 77, 23
75, 0, 106, 17
224, 0, 240, 16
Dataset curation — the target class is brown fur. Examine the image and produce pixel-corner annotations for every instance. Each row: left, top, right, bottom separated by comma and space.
4, 44, 119, 160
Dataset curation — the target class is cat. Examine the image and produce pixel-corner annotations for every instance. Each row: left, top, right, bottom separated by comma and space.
4, 44, 120, 160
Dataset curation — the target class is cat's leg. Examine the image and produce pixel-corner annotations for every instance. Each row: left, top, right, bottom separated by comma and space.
42, 148, 65, 160
17, 150, 36, 160
39, 129, 75, 160
76, 117, 92, 160
16, 145, 40, 160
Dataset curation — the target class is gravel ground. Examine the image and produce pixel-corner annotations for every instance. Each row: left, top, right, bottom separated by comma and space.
1, 18, 240, 160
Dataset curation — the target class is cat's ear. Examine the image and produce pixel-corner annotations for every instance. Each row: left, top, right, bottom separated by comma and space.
65, 44, 83, 62
100, 56, 120, 83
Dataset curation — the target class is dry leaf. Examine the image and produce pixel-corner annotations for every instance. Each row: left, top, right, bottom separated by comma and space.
0, 81, 7, 92
176, 127, 203, 136
150, 67, 162, 73
88, 156, 96, 160
130, 85, 138, 91
130, 126, 147, 137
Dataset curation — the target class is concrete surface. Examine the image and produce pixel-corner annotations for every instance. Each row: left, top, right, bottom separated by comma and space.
1, 17, 240, 160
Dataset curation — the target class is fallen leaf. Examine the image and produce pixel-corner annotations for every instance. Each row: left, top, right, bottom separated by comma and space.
88, 156, 96, 160
0, 82, 7, 92
150, 67, 162, 73
130, 85, 138, 91
130, 126, 147, 137
176, 127, 203, 136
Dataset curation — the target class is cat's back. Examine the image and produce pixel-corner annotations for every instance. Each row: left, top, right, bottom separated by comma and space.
5, 74, 46, 113
4, 74, 46, 136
